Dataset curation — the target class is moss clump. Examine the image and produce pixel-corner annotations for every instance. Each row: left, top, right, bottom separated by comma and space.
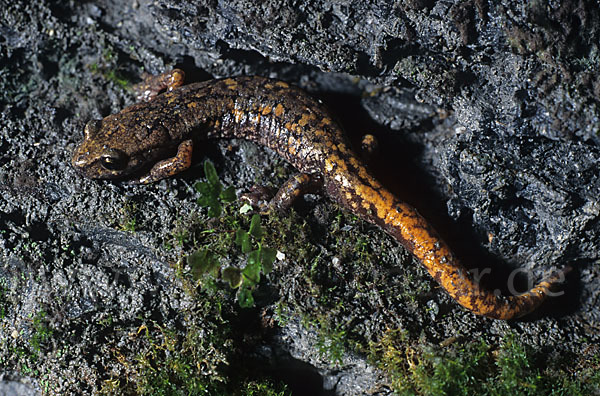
1, 308, 57, 379
118, 199, 139, 232
87, 45, 131, 90
369, 330, 600, 396
29, 310, 54, 359
241, 381, 289, 396
313, 315, 348, 367
129, 322, 230, 395
98, 291, 290, 396
0, 278, 8, 319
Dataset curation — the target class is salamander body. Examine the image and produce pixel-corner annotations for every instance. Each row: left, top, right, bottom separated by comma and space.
72, 69, 568, 319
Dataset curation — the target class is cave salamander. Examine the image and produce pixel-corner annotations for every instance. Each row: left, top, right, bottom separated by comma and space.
72, 69, 568, 319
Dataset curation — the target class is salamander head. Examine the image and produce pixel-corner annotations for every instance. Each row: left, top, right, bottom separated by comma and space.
72, 118, 137, 180
72, 110, 172, 180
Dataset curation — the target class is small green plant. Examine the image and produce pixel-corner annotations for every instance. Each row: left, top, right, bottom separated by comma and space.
22, 240, 43, 259
98, 314, 114, 328
228, 214, 277, 307
187, 214, 277, 308
187, 248, 221, 279
104, 70, 130, 89
189, 161, 277, 308
195, 160, 236, 217
87, 63, 130, 90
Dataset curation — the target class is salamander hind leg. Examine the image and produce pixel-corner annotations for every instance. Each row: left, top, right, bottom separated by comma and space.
241, 173, 323, 212
131, 139, 194, 184
134, 69, 186, 102
270, 173, 323, 211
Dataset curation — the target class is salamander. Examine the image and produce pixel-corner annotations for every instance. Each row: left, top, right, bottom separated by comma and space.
72, 69, 569, 320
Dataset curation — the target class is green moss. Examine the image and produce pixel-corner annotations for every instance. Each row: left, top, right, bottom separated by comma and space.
133, 323, 228, 395
86, 45, 131, 89
98, 285, 249, 395
240, 381, 289, 396
0, 278, 8, 319
262, 208, 315, 264
29, 310, 54, 358
313, 316, 347, 366
262, 207, 422, 368
21, 239, 44, 259
273, 301, 291, 327
98, 314, 114, 328
97, 273, 292, 395
369, 330, 600, 396
98, 318, 230, 395
1, 309, 57, 378
104, 69, 130, 89
118, 199, 138, 232
163, 166, 599, 396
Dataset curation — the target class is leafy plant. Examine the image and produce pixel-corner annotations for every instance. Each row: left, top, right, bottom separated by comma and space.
190, 162, 277, 308
195, 160, 236, 217
187, 249, 220, 279
226, 214, 277, 307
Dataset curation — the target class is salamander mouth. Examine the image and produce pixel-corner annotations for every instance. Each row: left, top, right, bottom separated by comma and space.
71, 161, 127, 180
71, 147, 131, 180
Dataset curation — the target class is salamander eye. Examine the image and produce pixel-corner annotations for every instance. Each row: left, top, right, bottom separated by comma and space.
100, 152, 127, 171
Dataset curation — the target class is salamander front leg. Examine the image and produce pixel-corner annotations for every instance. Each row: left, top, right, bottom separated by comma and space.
134, 69, 186, 102
131, 139, 194, 184
241, 173, 323, 212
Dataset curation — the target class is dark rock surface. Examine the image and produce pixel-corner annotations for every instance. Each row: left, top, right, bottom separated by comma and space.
1, 0, 599, 394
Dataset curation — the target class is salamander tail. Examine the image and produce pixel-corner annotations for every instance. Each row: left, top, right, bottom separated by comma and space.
465, 265, 571, 320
